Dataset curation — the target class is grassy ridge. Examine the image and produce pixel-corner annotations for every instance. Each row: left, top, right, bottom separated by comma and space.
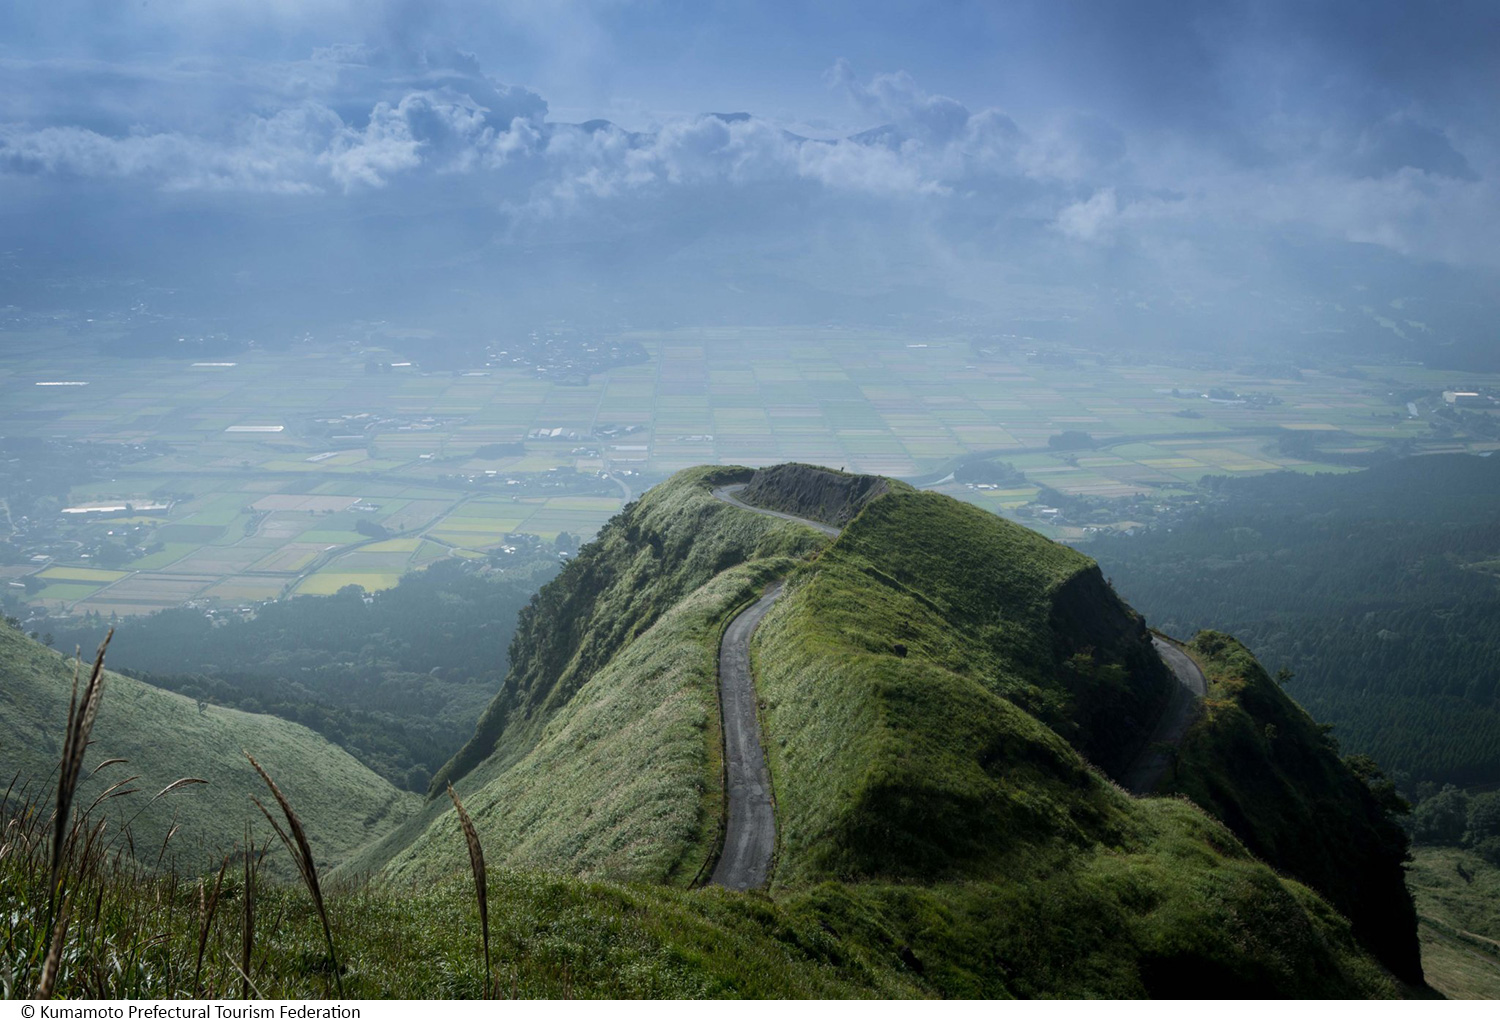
1161, 631, 1421, 982
1, 465, 1417, 996
359, 561, 799, 884
430, 465, 827, 795
344, 467, 830, 881
0, 623, 417, 878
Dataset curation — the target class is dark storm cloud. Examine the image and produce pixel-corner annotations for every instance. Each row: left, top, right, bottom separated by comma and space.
0, 0, 1495, 335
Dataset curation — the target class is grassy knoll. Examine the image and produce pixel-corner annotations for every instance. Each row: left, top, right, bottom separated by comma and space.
1407, 847, 1500, 998
1, 465, 1424, 996
362, 465, 1409, 996
0, 623, 418, 879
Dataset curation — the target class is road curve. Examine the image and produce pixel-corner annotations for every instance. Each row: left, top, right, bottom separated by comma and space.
709, 583, 784, 890
1121, 636, 1209, 795
711, 485, 840, 538
706, 484, 841, 890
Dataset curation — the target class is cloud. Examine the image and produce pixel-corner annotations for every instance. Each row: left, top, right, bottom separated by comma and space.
0, 21, 1497, 339
1055, 187, 1118, 242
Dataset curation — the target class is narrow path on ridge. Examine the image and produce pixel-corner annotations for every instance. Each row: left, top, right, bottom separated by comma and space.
707, 481, 1210, 883
707, 484, 839, 890
711, 484, 840, 538
1122, 636, 1209, 795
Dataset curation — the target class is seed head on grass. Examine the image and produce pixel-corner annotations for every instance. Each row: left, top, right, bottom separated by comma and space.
244, 751, 342, 996
447, 783, 490, 996
51, 630, 112, 894
38, 630, 112, 998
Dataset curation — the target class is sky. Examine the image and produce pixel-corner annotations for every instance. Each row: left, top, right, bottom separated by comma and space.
1, 1, 1497, 360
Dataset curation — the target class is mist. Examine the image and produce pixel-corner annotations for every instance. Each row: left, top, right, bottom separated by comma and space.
2, 1, 1497, 365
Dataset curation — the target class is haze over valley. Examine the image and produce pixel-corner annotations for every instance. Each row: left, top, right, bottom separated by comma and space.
3, 1, 1500, 1001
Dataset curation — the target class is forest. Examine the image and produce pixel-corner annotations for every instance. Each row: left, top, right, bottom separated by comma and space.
40, 556, 560, 791
1086, 454, 1500, 794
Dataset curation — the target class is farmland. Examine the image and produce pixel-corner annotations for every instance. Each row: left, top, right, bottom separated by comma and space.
3, 326, 1498, 617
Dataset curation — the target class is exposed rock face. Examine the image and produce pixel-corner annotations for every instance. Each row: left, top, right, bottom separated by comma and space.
737, 463, 889, 527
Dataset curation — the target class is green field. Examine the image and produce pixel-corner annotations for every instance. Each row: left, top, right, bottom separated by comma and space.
1407, 848, 1500, 999
5, 330, 1498, 614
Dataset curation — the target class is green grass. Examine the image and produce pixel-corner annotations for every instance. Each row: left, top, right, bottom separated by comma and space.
364, 466, 1405, 996
0, 463, 1428, 997
427, 465, 828, 796
0, 624, 418, 880
1159, 631, 1422, 983
126, 542, 197, 569
37, 567, 129, 582
1407, 847, 1500, 999
32, 582, 107, 602
361, 561, 795, 886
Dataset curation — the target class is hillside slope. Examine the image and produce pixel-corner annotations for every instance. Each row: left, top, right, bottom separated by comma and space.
1159, 632, 1422, 981
0, 623, 418, 876
341, 466, 828, 880
364, 464, 1417, 996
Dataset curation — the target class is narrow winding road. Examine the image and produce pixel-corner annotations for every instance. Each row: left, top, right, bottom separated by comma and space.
707, 485, 838, 890
709, 582, 784, 890
711, 485, 840, 538
1121, 636, 1209, 795
705, 482, 1208, 890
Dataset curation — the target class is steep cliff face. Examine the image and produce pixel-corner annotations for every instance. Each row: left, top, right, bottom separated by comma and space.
1163, 632, 1423, 983
737, 462, 890, 526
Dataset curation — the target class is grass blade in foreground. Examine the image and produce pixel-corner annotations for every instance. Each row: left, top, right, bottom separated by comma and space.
447, 783, 491, 996
244, 751, 342, 996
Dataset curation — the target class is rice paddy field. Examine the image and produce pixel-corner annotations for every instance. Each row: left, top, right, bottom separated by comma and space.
3, 325, 1497, 615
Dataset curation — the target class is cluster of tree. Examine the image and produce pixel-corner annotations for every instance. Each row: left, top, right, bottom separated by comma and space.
1408, 786, 1500, 865
0, 437, 164, 522
43, 557, 560, 791
1084, 454, 1500, 791
1047, 430, 1095, 451
953, 459, 1027, 486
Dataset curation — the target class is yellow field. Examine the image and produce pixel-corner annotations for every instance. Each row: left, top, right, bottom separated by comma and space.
38, 566, 129, 582
294, 572, 404, 596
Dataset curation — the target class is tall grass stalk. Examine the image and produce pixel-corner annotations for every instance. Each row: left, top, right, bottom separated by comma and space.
244, 752, 341, 995
50, 631, 111, 895
447, 783, 490, 996
240, 820, 260, 999
37, 631, 111, 997
193, 855, 229, 995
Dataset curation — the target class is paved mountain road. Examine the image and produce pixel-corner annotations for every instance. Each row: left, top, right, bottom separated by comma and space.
706, 485, 839, 890
709, 583, 784, 890
705, 482, 1208, 889
1121, 636, 1209, 795
711, 484, 841, 538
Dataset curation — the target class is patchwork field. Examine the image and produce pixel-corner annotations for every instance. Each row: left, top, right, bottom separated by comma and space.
4, 327, 1497, 614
